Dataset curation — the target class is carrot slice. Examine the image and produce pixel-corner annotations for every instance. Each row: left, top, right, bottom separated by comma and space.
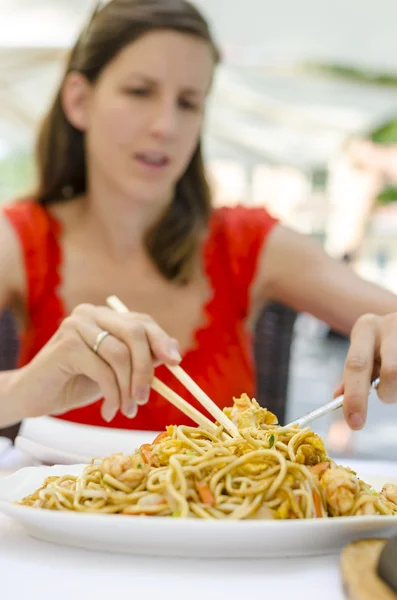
140, 444, 152, 464
152, 432, 168, 444
195, 481, 215, 506
311, 461, 330, 477
313, 489, 323, 518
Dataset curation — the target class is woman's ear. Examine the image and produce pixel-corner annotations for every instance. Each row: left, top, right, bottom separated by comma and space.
61, 71, 92, 131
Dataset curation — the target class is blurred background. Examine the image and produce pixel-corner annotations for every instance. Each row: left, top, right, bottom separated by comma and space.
2, 0, 397, 460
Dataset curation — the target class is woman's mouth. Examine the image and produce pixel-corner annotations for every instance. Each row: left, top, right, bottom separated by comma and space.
135, 152, 170, 171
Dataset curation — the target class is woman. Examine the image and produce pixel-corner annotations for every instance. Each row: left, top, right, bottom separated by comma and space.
0, 0, 397, 432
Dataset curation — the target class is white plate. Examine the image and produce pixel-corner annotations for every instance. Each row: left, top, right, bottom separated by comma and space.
17, 416, 158, 464
0, 463, 396, 558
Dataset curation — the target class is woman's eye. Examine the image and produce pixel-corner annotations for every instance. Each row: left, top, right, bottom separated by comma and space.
179, 99, 200, 112
125, 88, 150, 97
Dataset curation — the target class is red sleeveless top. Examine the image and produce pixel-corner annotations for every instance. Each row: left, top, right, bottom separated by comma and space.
3, 200, 278, 431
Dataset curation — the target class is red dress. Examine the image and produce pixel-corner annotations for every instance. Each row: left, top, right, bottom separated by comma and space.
3, 200, 278, 431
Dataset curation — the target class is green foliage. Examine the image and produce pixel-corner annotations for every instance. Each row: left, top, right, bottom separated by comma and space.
370, 118, 397, 144
0, 151, 35, 201
304, 62, 397, 87
376, 185, 397, 206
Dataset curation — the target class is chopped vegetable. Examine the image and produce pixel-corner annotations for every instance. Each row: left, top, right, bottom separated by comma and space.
313, 489, 323, 518
310, 461, 330, 477
195, 481, 215, 506
140, 444, 152, 464
152, 432, 168, 444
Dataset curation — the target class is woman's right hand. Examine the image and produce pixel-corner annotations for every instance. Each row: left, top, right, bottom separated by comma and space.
22, 303, 182, 422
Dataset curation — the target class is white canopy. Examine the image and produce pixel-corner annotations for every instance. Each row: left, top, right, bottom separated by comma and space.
2, 0, 397, 168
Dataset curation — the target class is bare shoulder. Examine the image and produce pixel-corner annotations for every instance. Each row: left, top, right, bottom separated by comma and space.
249, 223, 288, 310
260, 223, 322, 262
0, 213, 25, 309
249, 224, 324, 315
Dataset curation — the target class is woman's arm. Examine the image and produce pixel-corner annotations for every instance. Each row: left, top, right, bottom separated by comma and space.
0, 368, 34, 426
0, 303, 182, 428
0, 213, 184, 429
253, 224, 397, 429
255, 225, 397, 334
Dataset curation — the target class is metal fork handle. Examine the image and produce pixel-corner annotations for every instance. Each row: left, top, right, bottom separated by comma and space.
286, 377, 380, 428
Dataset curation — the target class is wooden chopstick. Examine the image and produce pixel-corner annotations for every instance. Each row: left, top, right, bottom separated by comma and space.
151, 378, 218, 434
106, 295, 240, 438
165, 364, 239, 437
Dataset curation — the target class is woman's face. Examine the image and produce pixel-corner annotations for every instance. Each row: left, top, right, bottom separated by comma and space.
67, 30, 215, 205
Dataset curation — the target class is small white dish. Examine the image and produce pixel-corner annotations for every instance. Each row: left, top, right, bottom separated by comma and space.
0, 437, 11, 457
18, 416, 158, 464
15, 436, 92, 465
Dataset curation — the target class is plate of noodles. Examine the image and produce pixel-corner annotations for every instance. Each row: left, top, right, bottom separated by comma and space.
0, 395, 396, 558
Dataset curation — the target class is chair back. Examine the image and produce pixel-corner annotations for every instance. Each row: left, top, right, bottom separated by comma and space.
0, 309, 20, 440
253, 302, 297, 425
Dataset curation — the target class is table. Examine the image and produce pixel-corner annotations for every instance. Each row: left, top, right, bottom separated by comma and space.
1, 454, 394, 600
0, 513, 345, 600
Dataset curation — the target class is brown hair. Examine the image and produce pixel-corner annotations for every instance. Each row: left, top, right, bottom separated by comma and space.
35, 0, 221, 283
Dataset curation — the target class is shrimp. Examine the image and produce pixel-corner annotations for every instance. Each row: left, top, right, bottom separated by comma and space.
100, 453, 146, 486
379, 484, 397, 509
121, 492, 172, 516
320, 467, 359, 516
137, 493, 168, 508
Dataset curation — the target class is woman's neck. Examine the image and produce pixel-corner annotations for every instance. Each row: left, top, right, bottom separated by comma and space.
68, 191, 169, 263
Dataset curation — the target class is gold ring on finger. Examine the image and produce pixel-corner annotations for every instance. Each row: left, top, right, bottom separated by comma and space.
93, 330, 111, 355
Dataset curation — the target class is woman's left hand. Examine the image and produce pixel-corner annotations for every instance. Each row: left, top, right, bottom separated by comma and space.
337, 313, 397, 429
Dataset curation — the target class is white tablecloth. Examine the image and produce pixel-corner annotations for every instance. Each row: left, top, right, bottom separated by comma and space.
0, 513, 345, 600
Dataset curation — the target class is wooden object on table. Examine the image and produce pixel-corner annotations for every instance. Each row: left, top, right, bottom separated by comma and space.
378, 535, 397, 594
340, 539, 397, 600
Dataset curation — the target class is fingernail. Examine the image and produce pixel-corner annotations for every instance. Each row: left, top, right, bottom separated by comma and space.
333, 383, 344, 398
348, 412, 365, 430
136, 385, 150, 405
102, 404, 118, 423
168, 340, 181, 361
127, 402, 138, 418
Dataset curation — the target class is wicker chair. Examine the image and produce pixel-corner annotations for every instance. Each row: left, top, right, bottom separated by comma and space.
253, 302, 297, 425
0, 303, 297, 440
0, 309, 21, 441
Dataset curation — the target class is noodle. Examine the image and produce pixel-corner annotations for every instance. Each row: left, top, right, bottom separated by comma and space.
19, 394, 397, 519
